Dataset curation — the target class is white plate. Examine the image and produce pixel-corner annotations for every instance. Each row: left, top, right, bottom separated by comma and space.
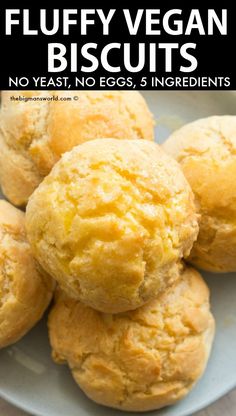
0, 91, 236, 416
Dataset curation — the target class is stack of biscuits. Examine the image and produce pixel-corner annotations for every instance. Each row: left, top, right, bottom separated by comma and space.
1, 90, 235, 412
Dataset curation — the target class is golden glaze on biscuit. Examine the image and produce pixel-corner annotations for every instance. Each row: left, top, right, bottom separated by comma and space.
163, 116, 236, 272
0, 200, 54, 348
26, 139, 198, 313
48, 265, 215, 412
0, 91, 154, 206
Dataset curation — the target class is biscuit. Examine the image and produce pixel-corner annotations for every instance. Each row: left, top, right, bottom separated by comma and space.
0, 91, 154, 206
26, 139, 198, 313
48, 265, 215, 412
163, 116, 236, 272
0, 200, 54, 348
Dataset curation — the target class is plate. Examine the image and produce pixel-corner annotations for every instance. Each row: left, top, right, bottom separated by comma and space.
0, 91, 236, 416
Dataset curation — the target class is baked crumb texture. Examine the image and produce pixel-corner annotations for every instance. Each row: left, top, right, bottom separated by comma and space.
0, 91, 155, 206
163, 116, 236, 272
26, 139, 199, 313
0, 200, 55, 348
48, 265, 215, 412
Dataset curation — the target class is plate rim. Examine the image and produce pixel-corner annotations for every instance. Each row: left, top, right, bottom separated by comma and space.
0, 378, 236, 416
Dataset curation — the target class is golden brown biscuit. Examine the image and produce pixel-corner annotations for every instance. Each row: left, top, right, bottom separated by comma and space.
26, 139, 198, 313
0, 200, 55, 348
0, 91, 154, 206
163, 116, 236, 272
48, 265, 215, 412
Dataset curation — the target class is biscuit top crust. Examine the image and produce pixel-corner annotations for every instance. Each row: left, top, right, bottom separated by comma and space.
26, 139, 198, 312
48, 266, 215, 411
